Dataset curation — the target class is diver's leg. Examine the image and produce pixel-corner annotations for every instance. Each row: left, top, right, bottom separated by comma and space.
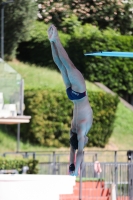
48, 25, 86, 93
49, 40, 71, 89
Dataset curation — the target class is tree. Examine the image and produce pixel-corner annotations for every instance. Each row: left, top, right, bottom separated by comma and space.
70, 0, 133, 34
37, 0, 133, 35
37, 0, 72, 27
0, 0, 38, 59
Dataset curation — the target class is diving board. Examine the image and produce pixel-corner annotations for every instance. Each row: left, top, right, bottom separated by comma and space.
84, 51, 133, 57
0, 175, 76, 200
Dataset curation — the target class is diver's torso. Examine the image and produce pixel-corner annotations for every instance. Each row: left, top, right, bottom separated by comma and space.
71, 96, 93, 133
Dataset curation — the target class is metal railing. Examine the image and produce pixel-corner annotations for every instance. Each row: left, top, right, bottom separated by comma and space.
0, 166, 29, 174
0, 150, 131, 162
38, 162, 133, 199
38, 161, 133, 199
128, 163, 133, 200
83, 162, 131, 198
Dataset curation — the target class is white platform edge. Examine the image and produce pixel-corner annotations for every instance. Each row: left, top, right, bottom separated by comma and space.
0, 175, 76, 200
0, 174, 76, 182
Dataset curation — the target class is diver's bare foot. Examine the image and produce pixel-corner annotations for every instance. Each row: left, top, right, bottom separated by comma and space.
47, 24, 59, 42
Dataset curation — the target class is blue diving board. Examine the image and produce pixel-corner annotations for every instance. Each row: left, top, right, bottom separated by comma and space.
84, 51, 133, 58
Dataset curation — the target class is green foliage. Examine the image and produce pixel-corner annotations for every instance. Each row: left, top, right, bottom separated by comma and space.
17, 21, 70, 66
20, 89, 119, 148
37, 0, 133, 35
21, 89, 72, 147
0, 0, 38, 59
68, 24, 133, 97
17, 21, 51, 66
0, 159, 39, 174
88, 92, 119, 147
61, 14, 82, 33
76, 177, 105, 182
69, 0, 133, 35
37, 0, 72, 25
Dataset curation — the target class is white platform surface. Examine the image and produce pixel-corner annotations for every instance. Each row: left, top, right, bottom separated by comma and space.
0, 175, 76, 200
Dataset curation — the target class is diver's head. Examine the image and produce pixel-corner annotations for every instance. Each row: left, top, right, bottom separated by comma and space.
70, 133, 78, 150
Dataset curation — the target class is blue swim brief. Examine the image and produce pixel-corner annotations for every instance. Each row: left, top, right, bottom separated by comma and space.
66, 87, 86, 100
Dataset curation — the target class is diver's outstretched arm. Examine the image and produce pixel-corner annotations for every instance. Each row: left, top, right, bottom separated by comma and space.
70, 145, 76, 164
74, 134, 85, 176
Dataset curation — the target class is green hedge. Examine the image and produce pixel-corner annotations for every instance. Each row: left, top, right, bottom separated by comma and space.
0, 159, 39, 174
20, 89, 119, 148
17, 21, 133, 98
17, 21, 70, 67
67, 24, 133, 98
76, 178, 105, 182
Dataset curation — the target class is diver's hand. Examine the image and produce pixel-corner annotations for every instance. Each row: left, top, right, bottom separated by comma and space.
69, 172, 78, 176
69, 163, 78, 176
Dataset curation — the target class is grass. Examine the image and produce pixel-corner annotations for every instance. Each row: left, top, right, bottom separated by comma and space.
8, 60, 101, 91
107, 102, 133, 150
0, 60, 133, 153
0, 126, 57, 153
